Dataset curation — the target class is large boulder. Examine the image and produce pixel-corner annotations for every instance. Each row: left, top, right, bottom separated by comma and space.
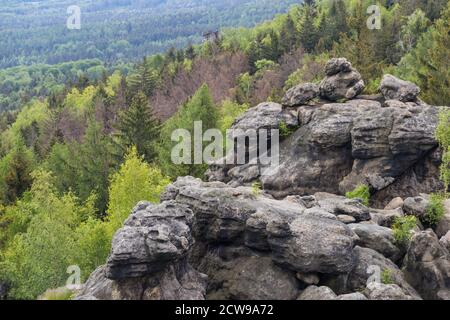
77, 201, 208, 300
164, 177, 357, 275
319, 58, 365, 101
365, 282, 416, 300
105, 201, 195, 279
380, 74, 420, 102
210, 92, 441, 206
345, 246, 421, 299
403, 230, 450, 300
298, 286, 338, 300
348, 223, 404, 263
282, 83, 319, 107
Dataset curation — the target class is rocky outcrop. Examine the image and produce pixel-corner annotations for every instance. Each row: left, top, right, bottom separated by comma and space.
77, 201, 208, 300
403, 230, 450, 300
380, 74, 420, 102
78, 58, 450, 301
282, 83, 319, 107
319, 58, 365, 101
206, 60, 445, 208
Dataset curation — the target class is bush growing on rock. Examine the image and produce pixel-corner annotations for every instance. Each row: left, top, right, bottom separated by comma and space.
392, 216, 417, 246
345, 185, 370, 206
424, 193, 445, 226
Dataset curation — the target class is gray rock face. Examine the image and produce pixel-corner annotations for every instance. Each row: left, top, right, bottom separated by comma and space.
436, 199, 450, 238
231, 102, 298, 133
380, 74, 420, 102
298, 286, 338, 300
403, 196, 429, 219
337, 292, 368, 300
348, 223, 404, 263
77, 201, 208, 300
319, 58, 365, 101
282, 83, 319, 107
209, 95, 441, 206
440, 231, 450, 252
345, 246, 421, 299
365, 282, 416, 300
106, 201, 194, 279
164, 177, 356, 275
403, 230, 450, 300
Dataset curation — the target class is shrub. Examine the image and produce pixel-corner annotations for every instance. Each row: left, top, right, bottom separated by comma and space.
38, 287, 74, 300
252, 181, 262, 197
392, 216, 417, 245
345, 185, 370, 206
381, 269, 393, 285
424, 193, 445, 226
279, 121, 298, 139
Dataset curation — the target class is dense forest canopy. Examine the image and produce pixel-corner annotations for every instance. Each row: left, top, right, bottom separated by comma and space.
0, 0, 300, 68
0, 0, 449, 300
0, 0, 299, 112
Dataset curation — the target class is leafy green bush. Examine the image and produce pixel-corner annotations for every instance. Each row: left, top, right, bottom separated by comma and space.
392, 216, 417, 245
424, 193, 445, 226
252, 181, 262, 197
381, 269, 393, 285
38, 287, 74, 300
345, 185, 370, 206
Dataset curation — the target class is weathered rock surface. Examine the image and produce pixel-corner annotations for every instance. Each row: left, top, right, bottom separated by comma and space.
282, 83, 319, 107
403, 230, 450, 300
319, 58, 365, 101
365, 282, 415, 300
348, 223, 404, 263
77, 201, 208, 300
436, 199, 450, 238
298, 286, 338, 300
380, 74, 420, 102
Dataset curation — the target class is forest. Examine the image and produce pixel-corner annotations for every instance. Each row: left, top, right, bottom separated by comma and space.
0, 0, 298, 112
0, 0, 449, 299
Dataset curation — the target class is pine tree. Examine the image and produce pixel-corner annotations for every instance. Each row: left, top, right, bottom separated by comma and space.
158, 84, 219, 178
298, 4, 319, 53
114, 91, 160, 163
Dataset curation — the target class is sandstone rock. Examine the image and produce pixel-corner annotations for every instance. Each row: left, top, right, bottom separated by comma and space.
403, 196, 429, 220
348, 223, 403, 263
380, 74, 420, 102
440, 231, 450, 252
106, 201, 194, 279
365, 282, 416, 300
346, 246, 420, 299
298, 286, 337, 300
337, 292, 368, 300
165, 177, 357, 275
282, 83, 319, 107
231, 102, 298, 133
370, 208, 404, 228
385, 197, 404, 210
436, 199, 450, 238
296, 272, 320, 285
403, 229, 450, 300
227, 257, 299, 300
337, 215, 356, 224
319, 58, 365, 101
76, 266, 113, 300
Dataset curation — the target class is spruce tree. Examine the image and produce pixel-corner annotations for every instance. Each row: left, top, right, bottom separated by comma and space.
114, 91, 160, 163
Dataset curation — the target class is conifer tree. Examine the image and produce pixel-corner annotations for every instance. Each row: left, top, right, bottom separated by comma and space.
114, 91, 160, 163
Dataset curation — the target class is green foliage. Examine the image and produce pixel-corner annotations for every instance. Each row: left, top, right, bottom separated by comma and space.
114, 91, 160, 163
38, 287, 74, 301
279, 121, 297, 139
392, 216, 417, 245
158, 84, 219, 179
395, 2, 450, 105
218, 100, 249, 134
252, 181, 262, 197
424, 193, 446, 226
381, 269, 393, 285
437, 108, 450, 190
345, 185, 370, 206
107, 147, 170, 232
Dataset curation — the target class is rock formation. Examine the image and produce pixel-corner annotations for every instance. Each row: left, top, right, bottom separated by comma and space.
78, 58, 450, 301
